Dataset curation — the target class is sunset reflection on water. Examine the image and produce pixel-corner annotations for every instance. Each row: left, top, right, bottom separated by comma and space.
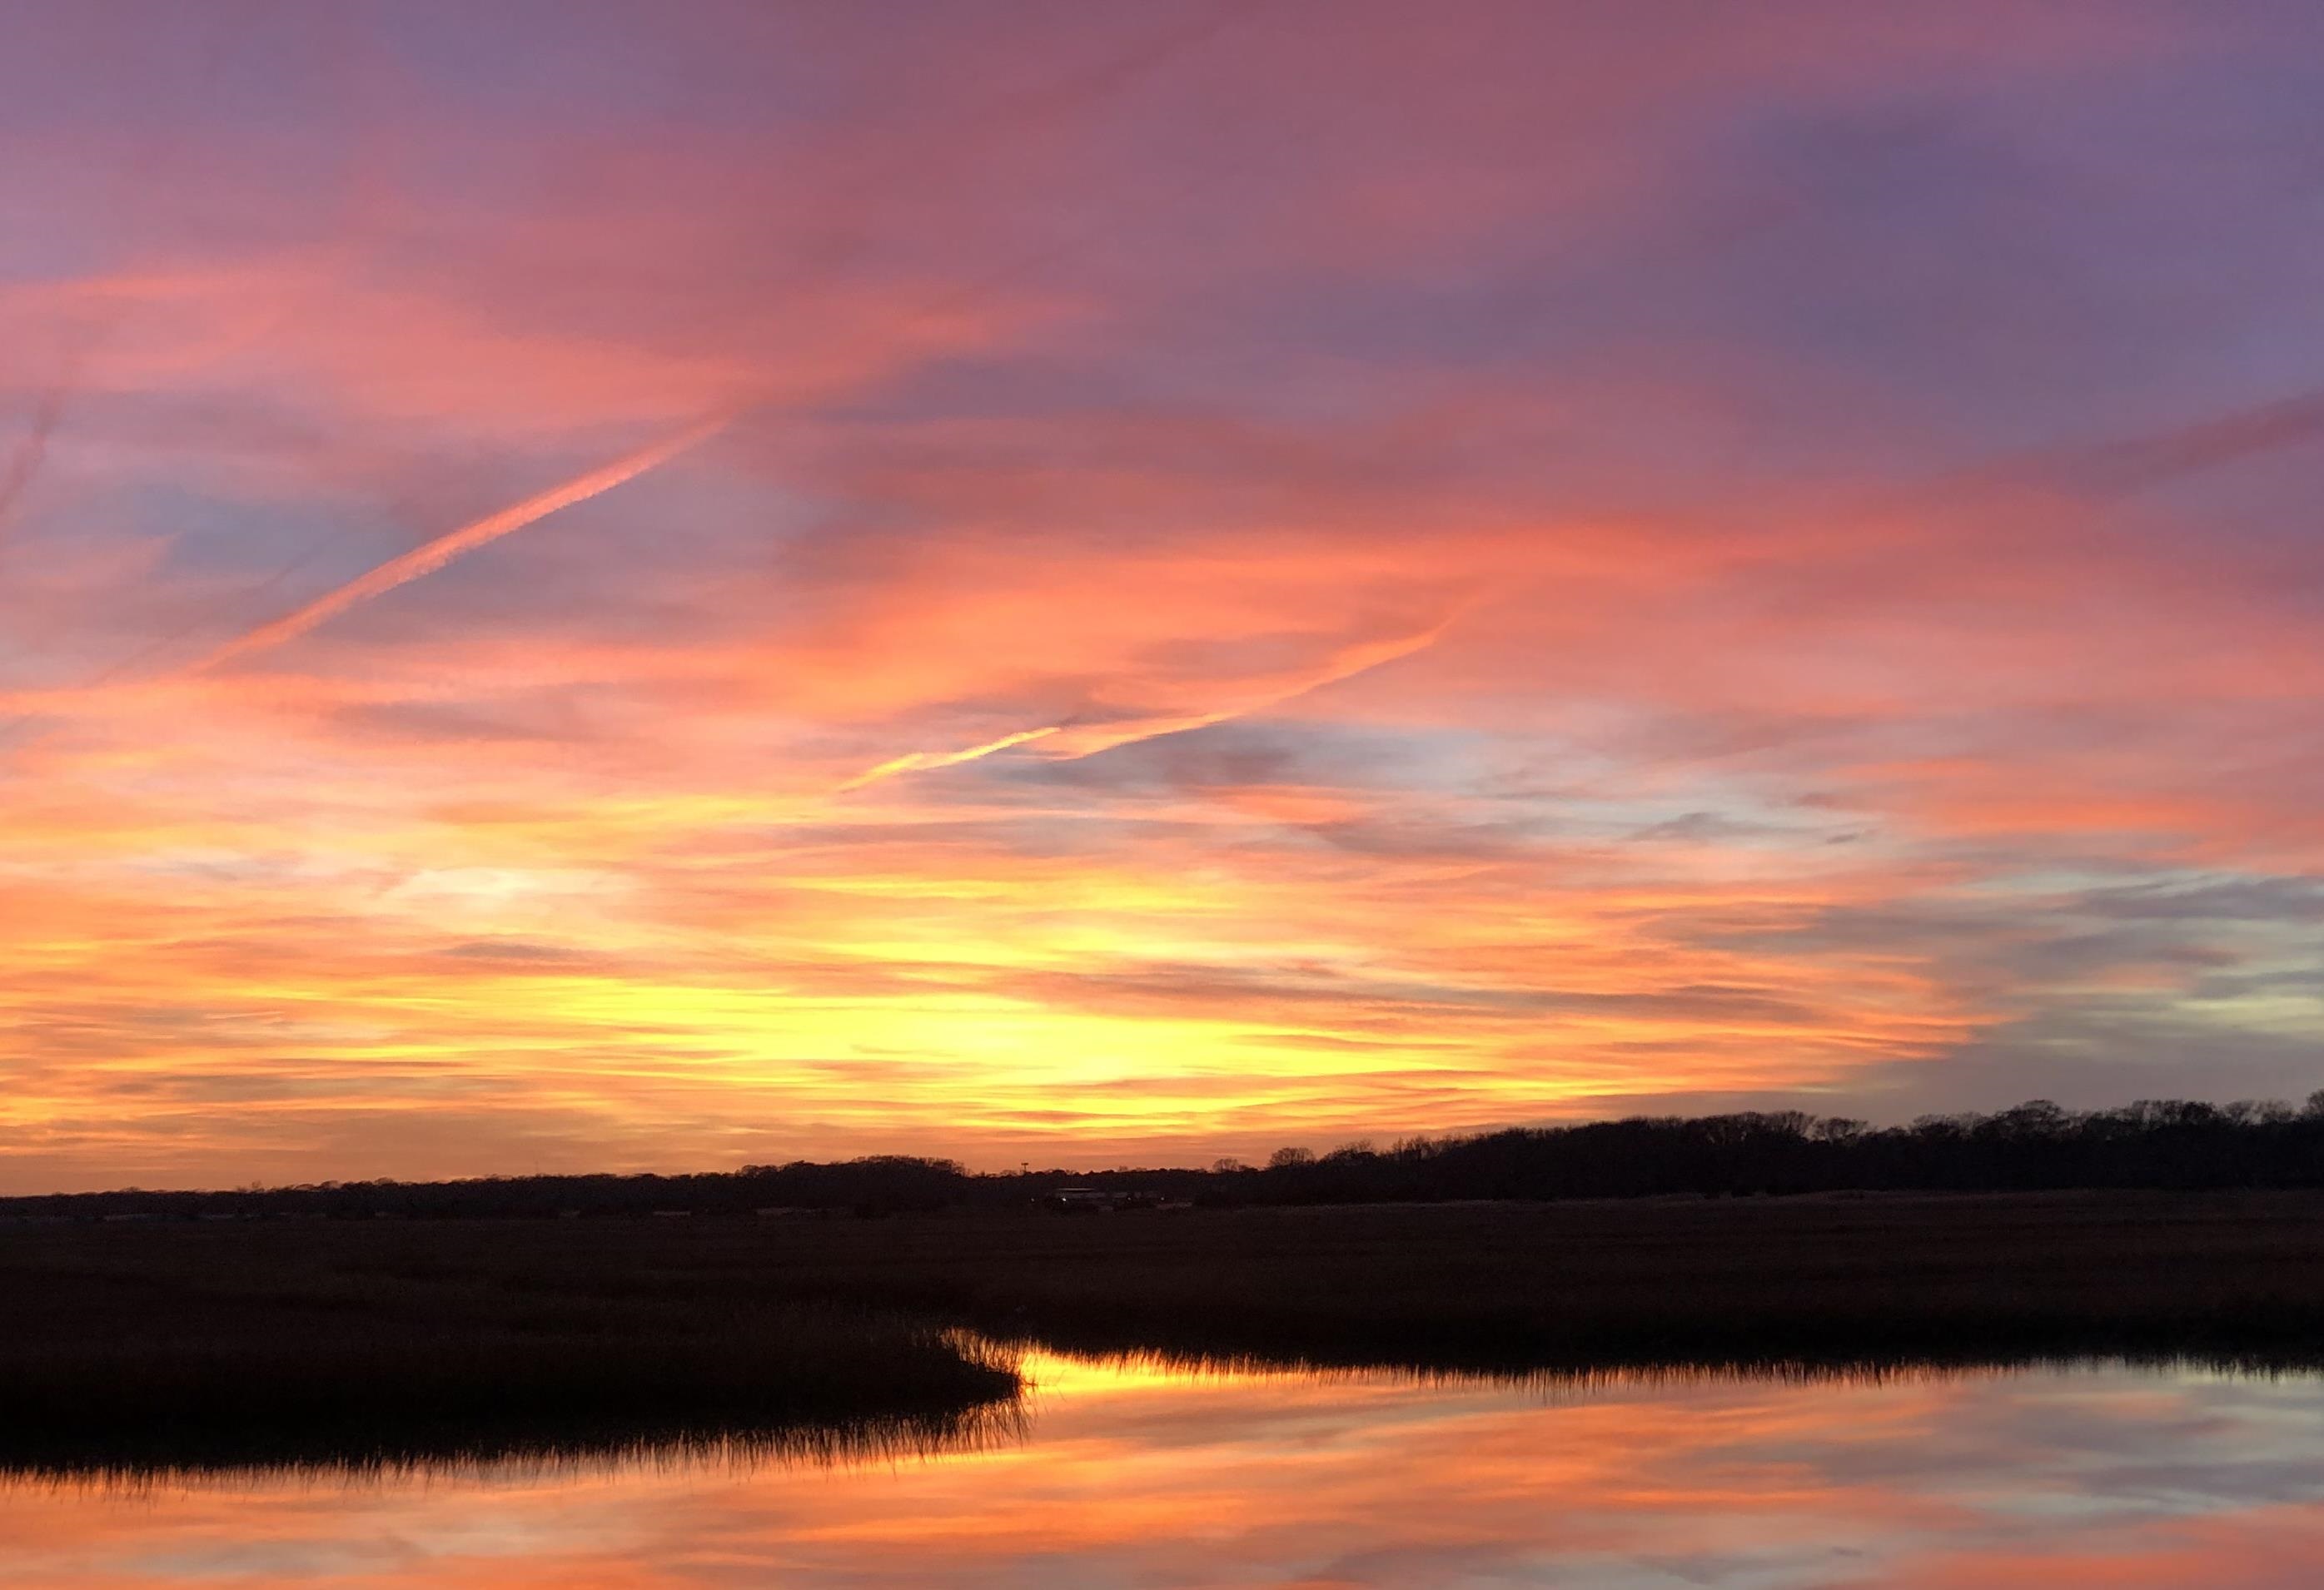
7, 1353, 2324, 1588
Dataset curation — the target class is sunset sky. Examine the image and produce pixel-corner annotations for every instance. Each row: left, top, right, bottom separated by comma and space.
3, 2, 2321, 1190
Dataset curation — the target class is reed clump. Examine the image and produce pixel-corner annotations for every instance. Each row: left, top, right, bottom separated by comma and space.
0, 1225, 1018, 1474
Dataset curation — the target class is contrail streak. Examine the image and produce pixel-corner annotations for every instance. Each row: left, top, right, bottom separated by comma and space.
2044, 387, 2324, 495
186, 415, 727, 674
835, 612, 1456, 795
1057, 617, 1456, 762
0, 316, 119, 552
839, 724, 1061, 792
0, 381, 68, 545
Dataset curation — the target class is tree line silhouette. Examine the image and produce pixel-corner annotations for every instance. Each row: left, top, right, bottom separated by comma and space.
10, 1096, 2324, 1221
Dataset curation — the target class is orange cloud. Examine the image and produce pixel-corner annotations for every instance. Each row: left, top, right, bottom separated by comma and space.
3, 1, 2322, 1186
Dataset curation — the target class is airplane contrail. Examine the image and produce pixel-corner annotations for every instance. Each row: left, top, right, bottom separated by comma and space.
0, 316, 120, 552
0, 381, 69, 545
839, 724, 1062, 793
835, 612, 1456, 795
186, 414, 728, 675
1055, 616, 1457, 762
2041, 387, 2324, 495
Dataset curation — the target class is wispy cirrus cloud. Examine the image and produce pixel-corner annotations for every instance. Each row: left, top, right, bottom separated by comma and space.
1, 2, 2322, 1189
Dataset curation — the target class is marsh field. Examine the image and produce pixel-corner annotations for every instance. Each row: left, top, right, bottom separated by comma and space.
12, 1189, 2324, 1473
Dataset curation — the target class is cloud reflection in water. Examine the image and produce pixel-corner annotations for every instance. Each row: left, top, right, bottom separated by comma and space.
7, 1353, 2324, 1587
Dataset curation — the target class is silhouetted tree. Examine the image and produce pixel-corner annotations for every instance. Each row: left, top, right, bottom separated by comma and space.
14, 1095, 2324, 1222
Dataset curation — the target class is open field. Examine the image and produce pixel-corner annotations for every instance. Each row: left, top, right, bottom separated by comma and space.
12, 1189, 2324, 1470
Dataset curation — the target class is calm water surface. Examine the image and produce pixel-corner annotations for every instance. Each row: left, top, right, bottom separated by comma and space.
8, 1351, 2324, 1588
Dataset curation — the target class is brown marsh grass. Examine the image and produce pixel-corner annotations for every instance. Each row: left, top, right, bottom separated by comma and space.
12, 1189, 2324, 1473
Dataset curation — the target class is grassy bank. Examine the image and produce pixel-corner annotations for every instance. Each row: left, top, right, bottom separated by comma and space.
0, 1223, 1018, 1476
645, 1188, 2324, 1374
13, 1189, 2324, 1469
798, 1190, 2324, 1374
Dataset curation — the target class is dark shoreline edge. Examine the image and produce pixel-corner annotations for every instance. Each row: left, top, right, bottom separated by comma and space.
12, 1190, 2324, 1476
0, 1398, 1031, 1488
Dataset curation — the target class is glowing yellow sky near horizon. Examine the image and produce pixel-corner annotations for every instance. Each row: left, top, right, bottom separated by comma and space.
2, 2, 2322, 1191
